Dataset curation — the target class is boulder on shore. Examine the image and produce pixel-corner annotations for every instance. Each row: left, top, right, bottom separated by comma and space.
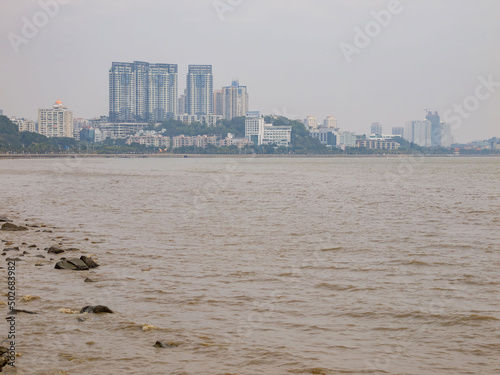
80, 305, 114, 314
80, 256, 99, 269
55, 258, 89, 271
47, 246, 65, 254
1, 223, 28, 231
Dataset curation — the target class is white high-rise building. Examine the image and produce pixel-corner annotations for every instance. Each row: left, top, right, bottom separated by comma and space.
222, 80, 249, 120
109, 61, 178, 122
404, 120, 432, 147
38, 100, 74, 138
305, 116, 318, 130
245, 111, 265, 144
186, 65, 213, 116
440, 123, 452, 148
323, 116, 338, 129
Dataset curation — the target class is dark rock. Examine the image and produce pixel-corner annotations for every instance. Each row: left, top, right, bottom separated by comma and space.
84, 278, 96, 283
0, 346, 7, 355
0, 216, 12, 223
80, 305, 114, 314
55, 258, 89, 271
4, 247, 19, 252
154, 341, 178, 348
77, 317, 86, 322
43, 230, 53, 233
28, 244, 37, 248
22, 242, 27, 245
67, 258, 89, 270
80, 256, 99, 269
1, 223, 28, 231
1, 253, 5, 256
47, 246, 65, 254
5, 258, 22, 262
4, 241, 13, 246
35, 264, 44, 267
8, 309, 37, 314
35, 255, 45, 258
23, 251, 29, 255
66, 247, 80, 251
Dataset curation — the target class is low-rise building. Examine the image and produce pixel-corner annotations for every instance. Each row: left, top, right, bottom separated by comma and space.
126, 132, 170, 147
175, 114, 222, 126
245, 111, 292, 147
356, 138, 401, 150
10, 117, 37, 133
97, 122, 148, 139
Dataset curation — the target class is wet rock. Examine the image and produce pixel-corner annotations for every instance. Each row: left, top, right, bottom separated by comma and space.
1, 223, 28, 231
43, 230, 53, 233
77, 317, 86, 322
84, 278, 96, 283
154, 341, 178, 348
48, 246, 65, 254
1, 253, 5, 256
35, 255, 46, 259
8, 309, 37, 314
0, 216, 12, 222
23, 251, 29, 255
80, 305, 114, 314
28, 244, 37, 248
4, 241, 13, 246
55, 258, 89, 271
4, 247, 19, 252
80, 256, 99, 269
35, 264, 44, 267
5, 258, 22, 262
66, 247, 80, 252
22, 242, 27, 245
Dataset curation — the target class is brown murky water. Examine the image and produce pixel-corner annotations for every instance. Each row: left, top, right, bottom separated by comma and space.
1, 157, 499, 375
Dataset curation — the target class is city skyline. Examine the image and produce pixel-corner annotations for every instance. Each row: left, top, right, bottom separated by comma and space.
0, 1, 499, 142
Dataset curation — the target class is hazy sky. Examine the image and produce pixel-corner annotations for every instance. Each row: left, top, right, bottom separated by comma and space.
1, 0, 499, 142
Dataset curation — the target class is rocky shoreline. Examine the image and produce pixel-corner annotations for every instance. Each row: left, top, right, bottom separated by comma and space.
0, 213, 174, 373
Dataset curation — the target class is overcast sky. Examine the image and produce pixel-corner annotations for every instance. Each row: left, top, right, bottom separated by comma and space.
1, 0, 499, 142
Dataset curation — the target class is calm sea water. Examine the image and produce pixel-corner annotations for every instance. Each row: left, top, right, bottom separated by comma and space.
1, 157, 499, 375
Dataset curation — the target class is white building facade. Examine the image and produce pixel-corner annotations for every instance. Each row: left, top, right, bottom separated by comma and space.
38, 100, 74, 138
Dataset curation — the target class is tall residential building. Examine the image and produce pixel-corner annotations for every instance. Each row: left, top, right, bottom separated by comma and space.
0, 109, 3, 116
392, 127, 404, 137
38, 100, 74, 138
109, 61, 178, 122
323, 116, 338, 129
371, 122, 383, 135
404, 120, 432, 147
305, 116, 318, 130
186, 65, 213, 116
222, 80, 249, 120
213, 90, 224, 117
426, 111, 441, 147
178, 89, 188, 115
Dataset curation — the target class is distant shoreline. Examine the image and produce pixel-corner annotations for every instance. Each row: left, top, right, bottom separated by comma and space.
0, 153, 498, 159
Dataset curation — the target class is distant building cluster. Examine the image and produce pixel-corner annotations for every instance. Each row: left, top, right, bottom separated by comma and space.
125, 131, 250, 150
2, 62, 470, 152
108, 62, 248, 125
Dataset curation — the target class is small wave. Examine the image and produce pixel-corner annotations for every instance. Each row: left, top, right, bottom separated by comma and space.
316, 283, 356, 291
20, 295, 41, 302
59, 308, 79, 314
142, 324, 159, 332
